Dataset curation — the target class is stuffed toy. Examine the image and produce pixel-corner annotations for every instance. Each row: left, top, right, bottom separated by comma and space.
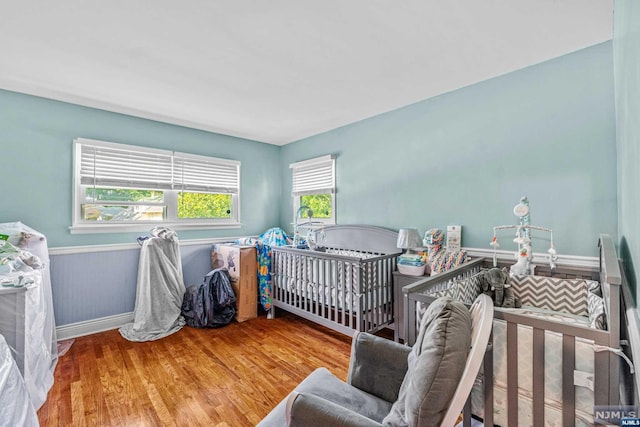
479, 267, 521, 308
510, 247, 531, 277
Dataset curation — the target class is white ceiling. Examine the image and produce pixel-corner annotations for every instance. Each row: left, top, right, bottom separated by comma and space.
0, 1, 613, 145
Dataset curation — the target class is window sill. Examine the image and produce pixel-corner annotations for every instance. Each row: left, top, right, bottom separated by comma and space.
69, 221, 241, 234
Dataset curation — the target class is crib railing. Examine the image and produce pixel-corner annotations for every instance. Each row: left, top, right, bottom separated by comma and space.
271, 246, 398, 336
402, 257, 485, 345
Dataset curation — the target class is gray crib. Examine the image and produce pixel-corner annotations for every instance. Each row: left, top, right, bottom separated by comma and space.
403, 234, 622, 426
270, 225, 401, 336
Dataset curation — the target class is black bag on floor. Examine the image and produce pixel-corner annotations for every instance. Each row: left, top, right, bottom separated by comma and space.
181, 268, 237, 328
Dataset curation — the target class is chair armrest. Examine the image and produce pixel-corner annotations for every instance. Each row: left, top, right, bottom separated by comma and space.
347, 332, 411, 402
286, 392, 382, 427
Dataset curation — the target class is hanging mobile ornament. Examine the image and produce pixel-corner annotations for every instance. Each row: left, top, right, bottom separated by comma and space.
548, 231, 558, 269
490, 231, 500, 267
513, 226, 524, 244
491, 197, 554, 276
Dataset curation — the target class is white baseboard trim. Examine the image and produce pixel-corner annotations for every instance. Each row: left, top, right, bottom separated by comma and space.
50, 236, 246, 256
463, 247, 599, 269
56, 312, 133, 341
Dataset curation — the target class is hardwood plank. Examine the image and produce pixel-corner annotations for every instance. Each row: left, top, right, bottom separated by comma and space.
38, 311, 358, 426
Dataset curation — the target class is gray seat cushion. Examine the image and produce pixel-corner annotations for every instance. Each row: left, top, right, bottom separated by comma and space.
258, 367, 393, 427
383, 297, 472, 427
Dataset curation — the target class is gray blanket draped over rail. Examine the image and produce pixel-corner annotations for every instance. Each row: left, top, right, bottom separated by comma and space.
119, 231, 186, 342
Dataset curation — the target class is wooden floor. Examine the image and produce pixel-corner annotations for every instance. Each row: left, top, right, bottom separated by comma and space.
37, 311, 366, 427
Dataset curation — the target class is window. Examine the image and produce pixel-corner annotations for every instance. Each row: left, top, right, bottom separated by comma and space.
72, 138, 240, 233
290, 154, 335, 225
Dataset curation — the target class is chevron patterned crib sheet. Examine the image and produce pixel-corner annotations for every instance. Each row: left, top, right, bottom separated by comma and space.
429, 273, 600, 319
510, 275, 597, 317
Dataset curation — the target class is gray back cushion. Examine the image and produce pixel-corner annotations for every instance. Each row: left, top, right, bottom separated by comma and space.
383, 297, 472, 427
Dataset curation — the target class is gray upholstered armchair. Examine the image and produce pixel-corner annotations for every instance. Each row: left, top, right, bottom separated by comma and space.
258, 295, 493, 427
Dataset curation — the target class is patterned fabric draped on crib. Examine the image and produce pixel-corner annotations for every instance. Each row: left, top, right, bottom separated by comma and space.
256, 228, 291, 311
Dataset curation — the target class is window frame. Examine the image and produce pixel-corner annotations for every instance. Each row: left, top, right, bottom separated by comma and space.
290, 154, 336, 227
71, 138, 241, 234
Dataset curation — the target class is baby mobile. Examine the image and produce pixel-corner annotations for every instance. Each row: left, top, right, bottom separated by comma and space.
490, 196, 558, 276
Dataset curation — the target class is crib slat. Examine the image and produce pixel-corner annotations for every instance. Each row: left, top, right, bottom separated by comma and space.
302, 255, 306, 306
353, 262, 359, 331
506, 322, 518, 426
347, 261, 352, 329
338, 261, 344, 328
293, 254, 299, 308
340, 262, 353, 329
376, 261, 382, 328
316, 258, 322, 317
356, 264, 368, 330
289, 253, 296, 308
388, 258, 394, 324
484, 332, 494, 427
306, 257, 311, 313
332, 260, 338, 325
286, 256, 298, 305
562, 334, 576, 427
377, 260, 382, 328
532, 327, 545, 427
285, 253, 291, 306
302, 254, 307, 310
359, 262, 365, 331
277, 251, 283, 305
382, 259, 388, 328
312, 258, 318, 316
462, 397, 472, 427
285, 254, 291, 306
306, 256, 311, 312
368, 263, 374, 330
384, 259, 390, 326
321, 259, 328, 319
368, 262, 374, 330
406, 293, 416, 345
594, 337, 609, 407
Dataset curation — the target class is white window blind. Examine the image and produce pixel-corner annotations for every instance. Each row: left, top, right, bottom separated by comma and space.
79, 141, 173, 190
290, 155, 335, 196
173, 153, 239, 194
77, 139, 240, 193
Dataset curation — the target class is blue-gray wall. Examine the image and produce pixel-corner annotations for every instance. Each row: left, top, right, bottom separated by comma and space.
0, 89, 281, 247
614, 0, 640, 309
281, 42, 617, 258
0, 41, 619, 327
